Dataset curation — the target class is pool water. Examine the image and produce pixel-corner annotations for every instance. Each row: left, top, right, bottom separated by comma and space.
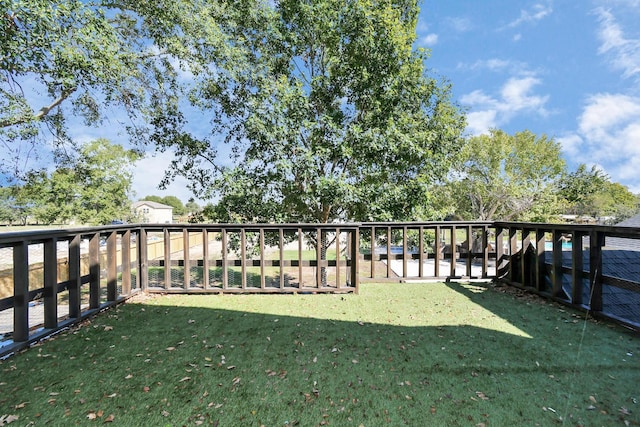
544, 241, 573, 250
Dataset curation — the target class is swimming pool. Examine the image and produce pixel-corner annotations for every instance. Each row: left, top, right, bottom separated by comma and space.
544, 241, 573, 250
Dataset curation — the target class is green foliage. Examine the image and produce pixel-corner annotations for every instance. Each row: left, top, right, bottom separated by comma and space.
184, 198, 200, 214
0, 0, 205, 176
590, 181, 639, 222
19, 139, 139, 225
558, 164, 608, 208
168, 0, 465, 224
444, 129, 566, 221
557, 164, 639, 222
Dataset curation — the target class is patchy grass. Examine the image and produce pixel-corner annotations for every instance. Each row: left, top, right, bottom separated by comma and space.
0, 282, 638, 426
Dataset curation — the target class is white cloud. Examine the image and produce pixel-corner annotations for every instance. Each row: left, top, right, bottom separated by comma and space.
594, 7, 640, 79
465, 110, 498, 135
132, 151, 201, 203
500, 77, 549, 113
556, 133, 583, 158
506, 2, 553, 28
461, 58, 533, 76
421, 33, 438, 46
446, 17, 473, 33
579, 93, 640, 137
569, 93, 640, 192
460, 76, 549, 134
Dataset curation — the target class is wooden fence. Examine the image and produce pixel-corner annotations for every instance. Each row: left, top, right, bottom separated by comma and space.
1, 221, 639, 358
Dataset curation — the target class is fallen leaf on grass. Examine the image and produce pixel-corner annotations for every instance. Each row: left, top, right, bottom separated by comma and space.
14, 402, 27, 409
589, 395, 597, 404
103, 414, 115, 423
179, 377, 191, 382
232, 377, 241, 386
0, 414, 19, 424
619, 407, 631, 415
475, 392, 489, 401
166, 347, 176, 351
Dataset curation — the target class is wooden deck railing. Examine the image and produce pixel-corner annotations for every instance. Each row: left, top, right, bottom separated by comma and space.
1, 221, 639, 357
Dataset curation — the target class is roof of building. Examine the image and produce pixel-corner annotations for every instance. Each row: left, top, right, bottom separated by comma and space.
615, 213, 640, 228
132, 200, 173, 210
606, 214, 640, 250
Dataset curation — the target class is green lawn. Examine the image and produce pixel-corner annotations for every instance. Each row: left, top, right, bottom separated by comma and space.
1, 282, 638, 426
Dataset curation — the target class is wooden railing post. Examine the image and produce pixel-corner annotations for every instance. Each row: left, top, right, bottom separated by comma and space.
279, 229, 284, 288
402, 226, 408, 278
370, 226, 376, 279
418, 226, 425, 278
434, 225, 441, 277
386, 226, 392, 278
350, 227, 359, 293
89, 233, 100, 309
481, 226, 489, 278
68, 235, 81, 318
138, 228, 148, 291
107, 231, 117, 302
450, 226, 458, 277
163, 229, 171, 289
589, 230, 604, 312
572, 231, 585, 305
495, 226, 504, 276
13, 240, 29, 342
535, 229, 546, 292
122, 230, 131, 295
241, 229, 247, 289
336, 228, 341, 288
183, 229, 190, 289
465, 225, 472, 277
44, 237, 58, 329
222, 228, 228, 289
520, 228, 531, 286
260, 229, 266, 290
508, 227, 518, 282
551, 229, 564, 297
203, 229, 210, 289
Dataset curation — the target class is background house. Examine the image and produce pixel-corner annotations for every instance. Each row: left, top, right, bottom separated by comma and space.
132, 201, 173, 223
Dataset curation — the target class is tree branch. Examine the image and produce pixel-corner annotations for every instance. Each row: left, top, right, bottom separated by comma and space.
0, 87, 76, 128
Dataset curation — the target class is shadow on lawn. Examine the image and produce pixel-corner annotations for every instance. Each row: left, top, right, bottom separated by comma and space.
0, 282, 638, 426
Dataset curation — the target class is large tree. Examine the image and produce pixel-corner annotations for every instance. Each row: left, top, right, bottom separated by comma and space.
170, 0, 465, 224
444, 129, 566, 221
20, 139, 139, 225
0, 0, 237, 177
557, 164, 608, 215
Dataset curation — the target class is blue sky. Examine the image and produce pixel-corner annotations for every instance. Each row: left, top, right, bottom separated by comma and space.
134, 0, 640, 202
13, 0, 634, 202
415, 0, 640, 194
